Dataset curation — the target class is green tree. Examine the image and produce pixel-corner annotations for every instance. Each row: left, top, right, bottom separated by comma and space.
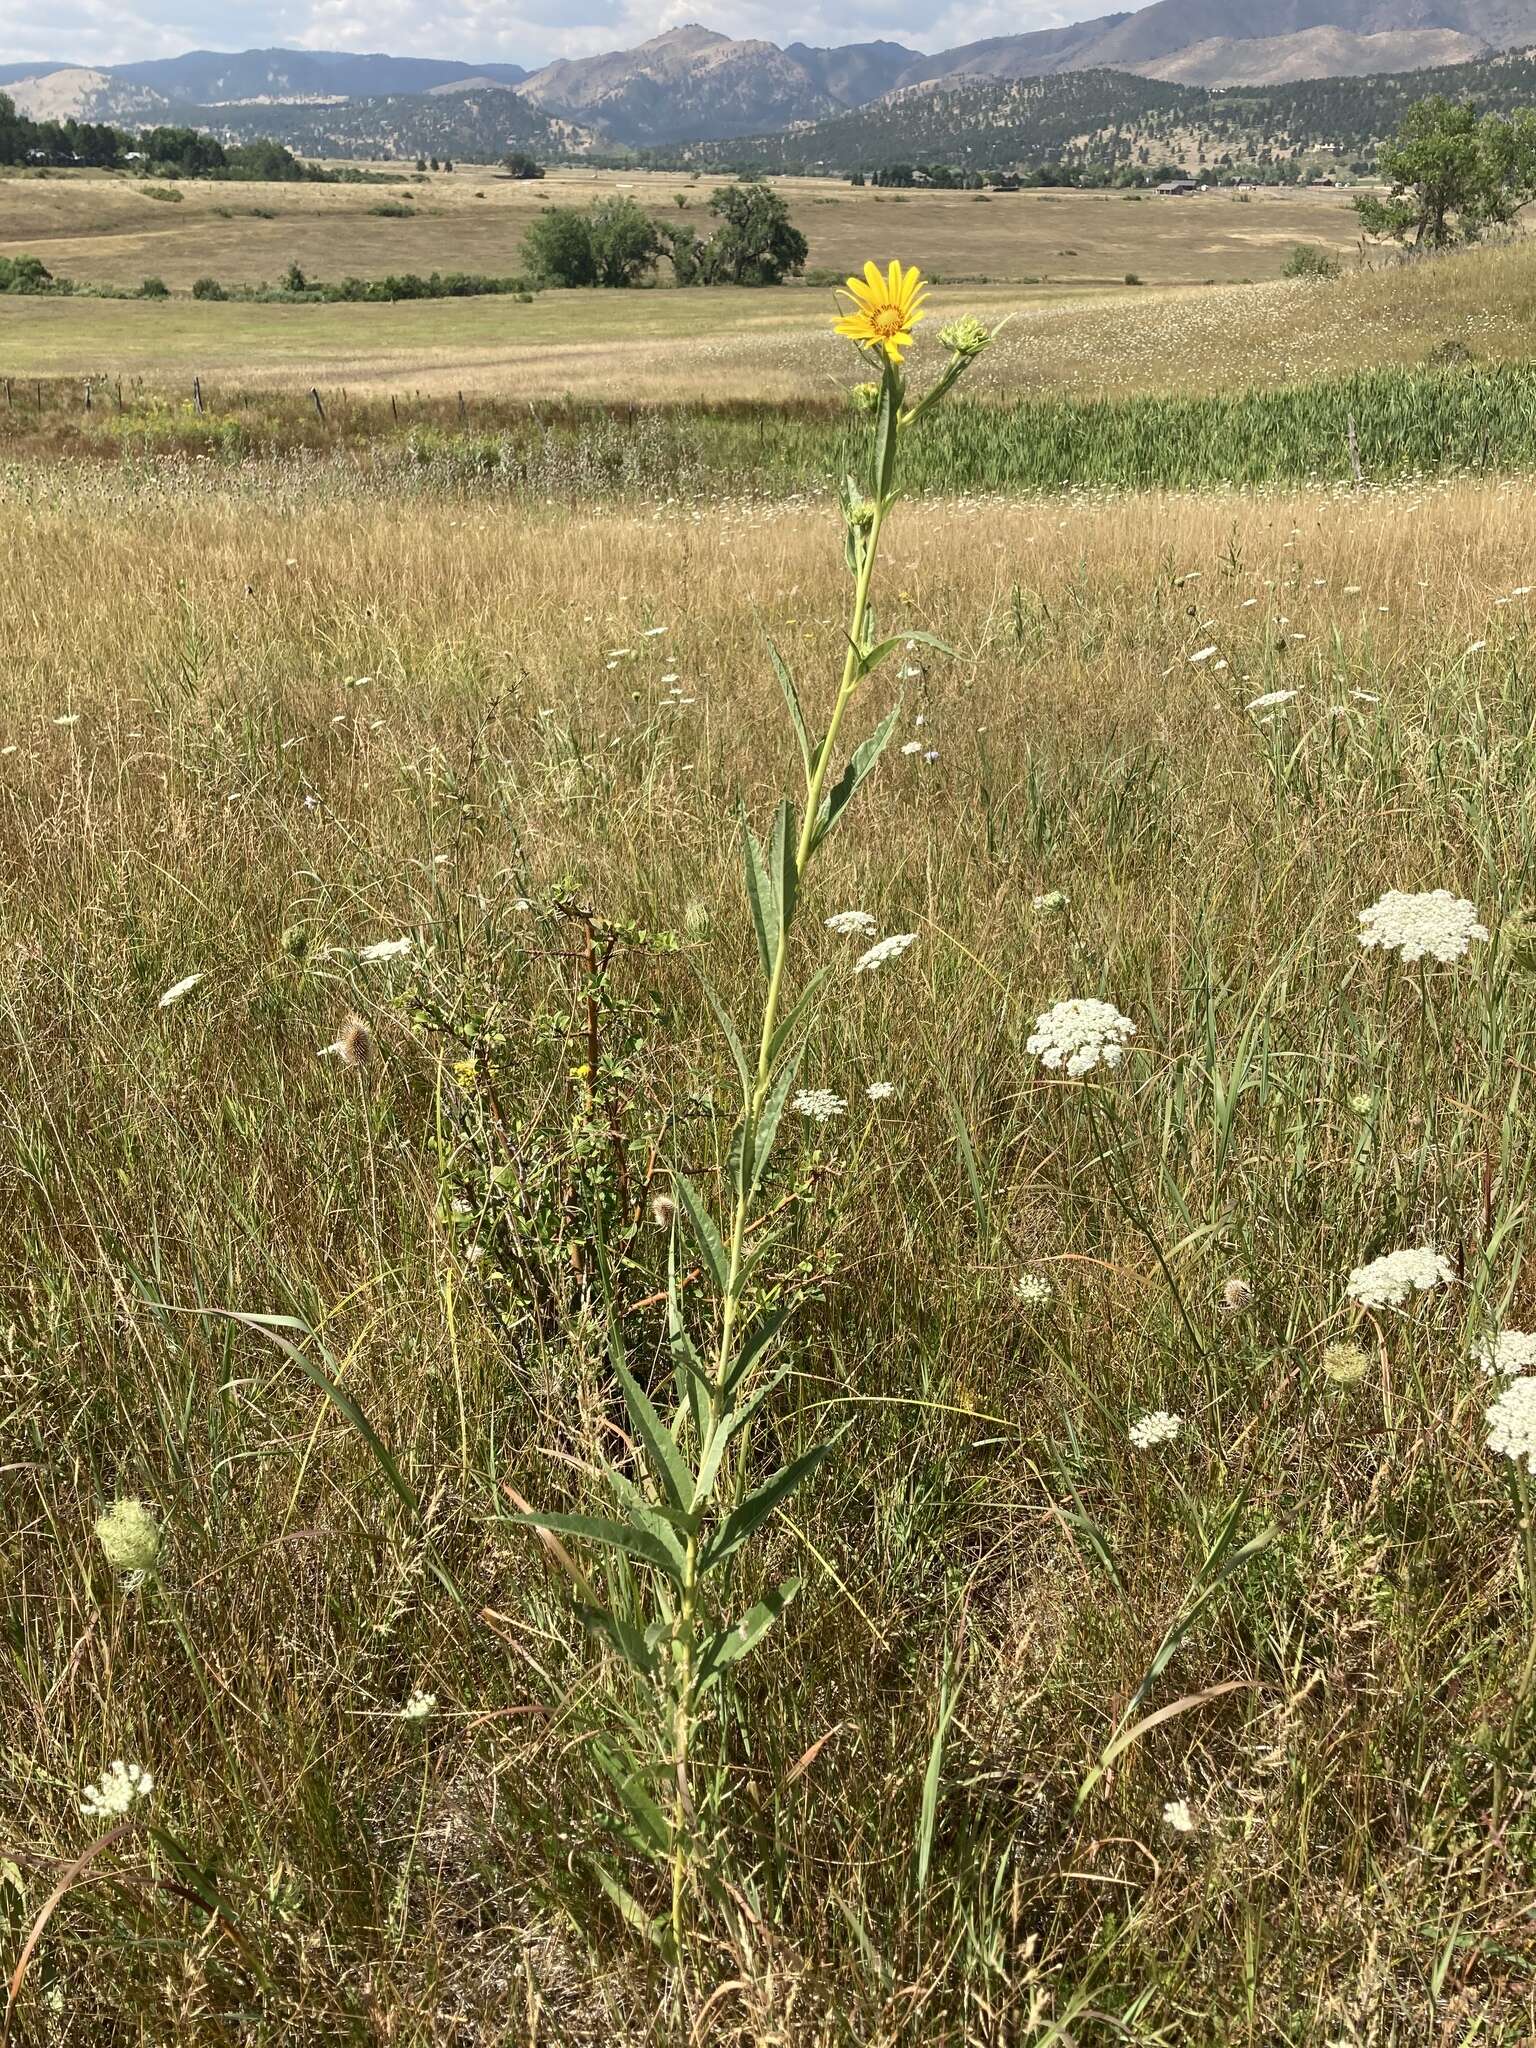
698, 183, 808, 286
502, 150, 544, 179
522, 207, 598, 287
587, 196, 663, 288
1355, 96, 1536, 248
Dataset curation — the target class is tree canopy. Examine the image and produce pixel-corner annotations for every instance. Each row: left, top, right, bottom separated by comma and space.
1354, 96, 1536, 247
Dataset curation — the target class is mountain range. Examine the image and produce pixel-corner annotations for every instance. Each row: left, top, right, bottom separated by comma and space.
7, 5, 1536, 152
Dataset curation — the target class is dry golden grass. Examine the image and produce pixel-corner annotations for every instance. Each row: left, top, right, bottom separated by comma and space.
6, 460, 1536, 2040
0, 166, 1365, 291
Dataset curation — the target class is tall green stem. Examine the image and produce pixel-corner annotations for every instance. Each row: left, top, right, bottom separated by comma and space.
668, 495, 889, 1959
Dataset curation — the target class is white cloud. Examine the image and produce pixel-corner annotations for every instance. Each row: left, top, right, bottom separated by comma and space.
1, 0, 1101, 71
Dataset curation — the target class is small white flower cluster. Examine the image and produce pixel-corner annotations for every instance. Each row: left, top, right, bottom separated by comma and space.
1357, 890, 1488, 965
358, 936, 415, 963
1487, 1374, 1536, 1473
1031, 890, 1068, 915
1027, 998, 1136, 1077
1345, 1246, 1453, 1312
1475, 1330, 1536, 1379
792, 1088, 847, 1124
866, 1080, 896, 1102
1247, 689, 1297, 712
80, 1759, 153, 1820
157, 973, 204, 1009
825, 909, 877, 938
1162, 1797, 1197, 1834
1014, 1271, 1053, 1307
854, 932, 917, 974
1129, 1410, 1182, 1450
400, 1689, 438, 1722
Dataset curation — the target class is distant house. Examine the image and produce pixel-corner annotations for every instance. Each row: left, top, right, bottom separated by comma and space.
1157, 179, 1198, 196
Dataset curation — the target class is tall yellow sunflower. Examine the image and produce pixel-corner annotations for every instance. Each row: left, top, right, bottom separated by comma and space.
834, 260, 929, 362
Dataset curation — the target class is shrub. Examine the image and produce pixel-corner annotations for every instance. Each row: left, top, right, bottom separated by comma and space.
369, 202, 415, 218
191, 276, 227, 300
139, 275, 169, 298
1282, 242, 1341, 279
0, 254, 55, 293
1124, 271, 1143, 285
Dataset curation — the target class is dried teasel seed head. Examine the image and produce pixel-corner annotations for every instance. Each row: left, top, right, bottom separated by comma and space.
651, 1192, 677, 1230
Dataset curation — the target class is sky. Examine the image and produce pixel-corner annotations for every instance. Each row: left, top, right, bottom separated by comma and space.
0, 0, 1102, 71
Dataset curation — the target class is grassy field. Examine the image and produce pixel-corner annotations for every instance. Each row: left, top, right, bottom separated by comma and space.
0, 167, 1364, 292
0, 210, 1526, 408
6, 443, 1536, 2041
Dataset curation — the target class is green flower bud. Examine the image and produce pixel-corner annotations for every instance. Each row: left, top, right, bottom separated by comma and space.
938, 316, 992, 359
850, 381, 882, 415
94, 1498, 161, 1577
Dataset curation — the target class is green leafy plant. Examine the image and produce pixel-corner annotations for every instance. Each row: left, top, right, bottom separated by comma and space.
509, 274, 993, 1965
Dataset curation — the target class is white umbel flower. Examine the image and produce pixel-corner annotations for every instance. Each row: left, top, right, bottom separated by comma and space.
1027, 998, 1136, 1077
1475, 1330, 1536, 1379
853, 932, 917, 973
826, 910, 877, 938
1357, 890, 1488, 964
1129, 1410, 1182, 1449
1246, 689, 1297, 711
1162, 1797, 1197, 1834
1014, 1271, 1053, 1306
866, 1080, 896, 1101
791, 1088, 846, 1124
400, 1689, 438, 1721
1487, 1375, 1536, 1473
80, 1760, 153, 1820
157, 973, 204, 1009
1345, 1246, 1454, 1312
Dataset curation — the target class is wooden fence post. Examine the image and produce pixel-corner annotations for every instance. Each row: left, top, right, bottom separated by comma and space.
310, 388, 326, 423
193, 376, 203, 414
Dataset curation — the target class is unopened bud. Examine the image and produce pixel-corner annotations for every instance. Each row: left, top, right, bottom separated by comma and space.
938, 316, 992, 359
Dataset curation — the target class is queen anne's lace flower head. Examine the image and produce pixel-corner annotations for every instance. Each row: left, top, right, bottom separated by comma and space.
825, 910, 877, 937
1129, 1410, 1182, 1449
1474, 1330, 1536, 1378
1357, 890, 1488, 964
1027, 998, 1136, 1077
854, 932, 917, 973
1345, 1246, 1454, 1312
1162, 1797, 1197, 1834
866, 1080, 895, 1101
1014, 1271, 1053, 1306
1487, 1374, 1536, 1472
792, 1088, 846, 1124
80, 1760, 153, 1821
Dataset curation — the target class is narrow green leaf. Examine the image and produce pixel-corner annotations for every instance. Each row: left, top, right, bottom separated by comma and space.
722, 1302, 793, 1403
577, 1602, 657, 1675
700, 977, 751, 1099
765, 964, 831, 1072
593, 1744, 675, 1854
915, 1658, 960, 1901
739, 809, 778, 981
853, 629, 954, 682
767, 639, 814, 787
668, 1253, 708, 1442
752, 1048, 804, 1197
613, 1358, 693, 1513
592, 1864, 668, 1953
697, 1578, 801, 1689
604, 1467, 691, 1574
700, 1440, 833, 1574
692, 1370, 786, 1513
769, 796, 798, 942
814, 701, 902, 853
673, 1173, 730, 1298
508, 1508, 684, 1584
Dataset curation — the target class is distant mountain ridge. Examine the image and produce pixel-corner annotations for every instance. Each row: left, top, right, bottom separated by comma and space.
9, 7, 1536, 153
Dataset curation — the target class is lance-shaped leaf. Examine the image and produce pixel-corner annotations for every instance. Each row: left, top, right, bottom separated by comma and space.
700, 977, 751, 1099
593, 1864, 669, 1954
739, 810, 779, 981
752, 1048, 803, 1197
767, 639, 814, 788
692, 1366, 789, 1512
673, 1173, 730, 1298
668, 1253, 708, 1441
813, 701, 902, 854
769, 797, 798, 944
698, 1439, 834, 1575
853, 629, 954, 682
577, 1601, 658, 1675
875, 359, 902, 501
593, 1743, 675, 1855
509, 1507, 685, 1584
605, 1467, 690, 1574
696, 1578, 802, 1690
613, 1358, 693, 1513
721, 1301, 794, 1404
765, 964, 830, 1072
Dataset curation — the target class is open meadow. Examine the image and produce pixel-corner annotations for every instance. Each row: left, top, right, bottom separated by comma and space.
6, 182, 1536, 2047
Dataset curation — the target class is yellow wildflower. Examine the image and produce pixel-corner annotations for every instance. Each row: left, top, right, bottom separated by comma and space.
834, 260, 929, 362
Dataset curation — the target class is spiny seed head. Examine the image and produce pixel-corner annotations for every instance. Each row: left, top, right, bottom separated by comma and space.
651, 1192, 677, 1230
850, 381, 882, 415
938, 316, 992, 359
93, 1498, 161, 1577
1221, 1278, 1253, 1313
